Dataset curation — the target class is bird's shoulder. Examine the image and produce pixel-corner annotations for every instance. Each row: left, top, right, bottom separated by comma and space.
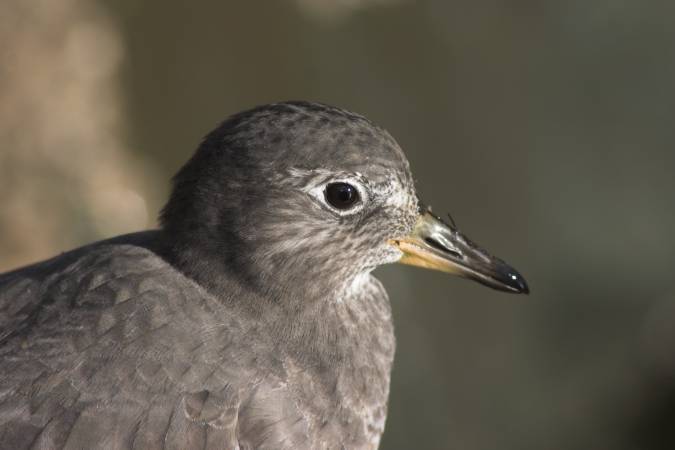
0, 232, 251, 448
0, 231, 186, 339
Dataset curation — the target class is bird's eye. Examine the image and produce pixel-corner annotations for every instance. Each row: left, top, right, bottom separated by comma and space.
324, 182, 360, 210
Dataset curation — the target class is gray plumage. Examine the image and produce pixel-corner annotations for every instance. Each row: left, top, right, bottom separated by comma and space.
0, 102, 420, 449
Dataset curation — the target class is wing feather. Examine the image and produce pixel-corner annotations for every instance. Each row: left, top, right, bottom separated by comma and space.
0, 233, 316, 449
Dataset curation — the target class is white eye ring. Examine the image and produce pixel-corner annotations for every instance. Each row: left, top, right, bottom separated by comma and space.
309, 178, 368, 216
289, 168, 369, 216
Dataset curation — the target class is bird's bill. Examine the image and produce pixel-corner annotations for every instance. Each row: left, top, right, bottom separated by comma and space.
388, 210, 529, 294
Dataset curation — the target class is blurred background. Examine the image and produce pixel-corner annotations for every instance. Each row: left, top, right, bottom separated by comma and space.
1, 0, 674, 448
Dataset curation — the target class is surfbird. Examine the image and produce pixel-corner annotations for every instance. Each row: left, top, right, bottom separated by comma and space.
0, 101, 528, 449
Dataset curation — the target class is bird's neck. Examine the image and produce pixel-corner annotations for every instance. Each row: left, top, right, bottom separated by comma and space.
164, 235, 391, 360
161, 228, 366, 308
162, 236, 395, 414
264, 273, 395, 386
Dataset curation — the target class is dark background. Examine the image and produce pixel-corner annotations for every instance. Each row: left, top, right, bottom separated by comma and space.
2, 1, 675, 449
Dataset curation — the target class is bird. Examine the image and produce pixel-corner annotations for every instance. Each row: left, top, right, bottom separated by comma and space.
0, 101, 528, 449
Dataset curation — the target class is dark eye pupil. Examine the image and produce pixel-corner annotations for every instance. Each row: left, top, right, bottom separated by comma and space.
325, 182, 359, 209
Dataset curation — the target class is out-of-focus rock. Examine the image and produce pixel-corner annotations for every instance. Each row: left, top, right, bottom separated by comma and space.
0, 0, 156, 271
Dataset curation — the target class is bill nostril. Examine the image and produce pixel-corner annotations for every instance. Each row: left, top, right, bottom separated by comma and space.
424, 237, 462, 258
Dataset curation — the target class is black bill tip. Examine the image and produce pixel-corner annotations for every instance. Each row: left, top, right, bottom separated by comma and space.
505, 269, 529, 294
487, 262, 530, 294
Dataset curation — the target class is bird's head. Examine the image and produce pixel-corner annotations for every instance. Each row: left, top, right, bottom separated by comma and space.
161, 101, 528, 302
